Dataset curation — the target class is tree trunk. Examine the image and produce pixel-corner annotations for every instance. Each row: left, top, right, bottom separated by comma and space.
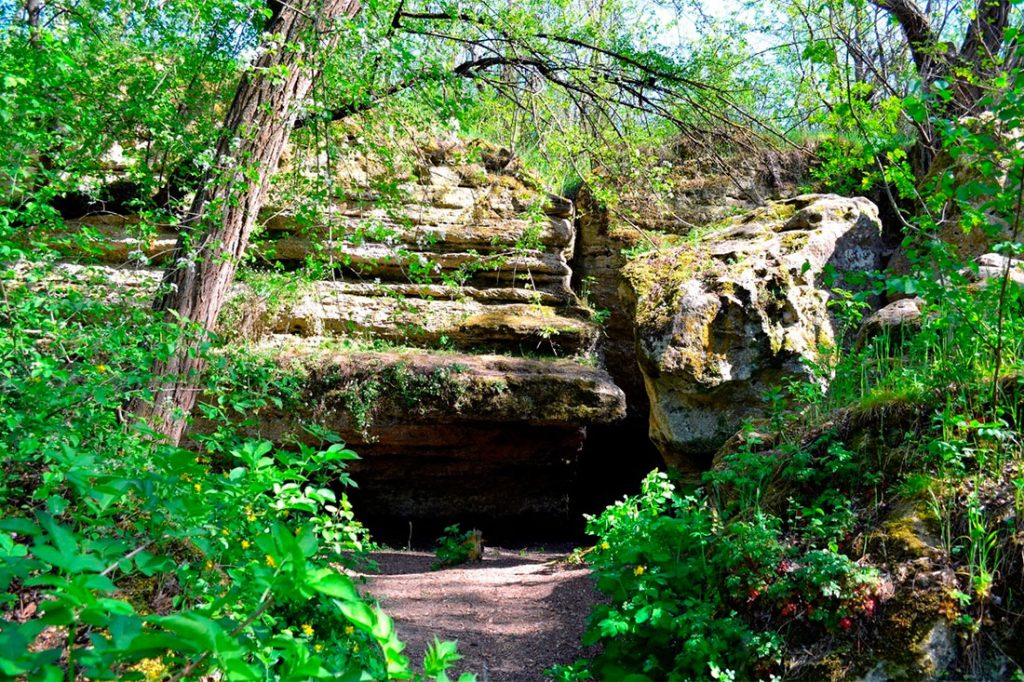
135, 0, 360, 445
25, 0, 41, 45
870, 0, 1012, 177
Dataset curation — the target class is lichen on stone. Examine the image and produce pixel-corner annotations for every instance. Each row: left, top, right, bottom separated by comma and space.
622, 194, 884, 470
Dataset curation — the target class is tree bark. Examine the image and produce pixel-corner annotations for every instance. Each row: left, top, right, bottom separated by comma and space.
869, 0, 940, 80
25, 0, 41, 45
870, 0, 1012, 113
869, 0, 1013, 176
135, 0, 360, 444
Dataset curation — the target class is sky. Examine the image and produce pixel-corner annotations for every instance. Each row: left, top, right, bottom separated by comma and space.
650, 0, 775, 51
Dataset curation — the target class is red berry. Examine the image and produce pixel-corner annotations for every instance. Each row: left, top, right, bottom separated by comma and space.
781, 602, 797, 617
839, 617, 853, 631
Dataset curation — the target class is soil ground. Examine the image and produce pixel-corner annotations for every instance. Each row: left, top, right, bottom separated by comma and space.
363, 547, 598, 681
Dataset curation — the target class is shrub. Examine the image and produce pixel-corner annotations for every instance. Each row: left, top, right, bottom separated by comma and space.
555, 471, 877, 681
432, 525, 484, 570
0, 231, 475, 680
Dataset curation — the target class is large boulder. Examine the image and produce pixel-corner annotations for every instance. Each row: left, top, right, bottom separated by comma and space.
575, 147, 813, 422
622, 194, 885, 473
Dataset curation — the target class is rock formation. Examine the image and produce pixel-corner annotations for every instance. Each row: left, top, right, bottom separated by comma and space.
574, 148, 812, 422
61, 139, 626, 537
621, 194, 885, 473
236, 348, 625, 533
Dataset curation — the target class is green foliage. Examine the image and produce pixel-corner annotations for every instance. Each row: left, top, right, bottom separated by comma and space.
562, 467, 877, 681
0, 226, 472, 679
322, 362, 467, 435
431, 525, 483, 571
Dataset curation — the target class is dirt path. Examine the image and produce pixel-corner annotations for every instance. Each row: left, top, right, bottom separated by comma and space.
363, 548, 598, 681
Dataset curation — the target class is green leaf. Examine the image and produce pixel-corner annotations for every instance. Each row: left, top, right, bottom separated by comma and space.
151, 613, 223, 652
0, 518, 41, 536
322, 444, 360, 461
221, 657, 261, 681
109, 614, 143, 648
35, 512, 76, 557
904, 96, 927, 123
801, 40, 835, 65
339, 600, 375, 632
372, 609, 395, 640
309, 569, 359, 601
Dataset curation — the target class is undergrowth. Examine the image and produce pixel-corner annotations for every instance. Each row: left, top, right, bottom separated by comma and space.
553, 70, 1024, 682
0, 219, 476, 680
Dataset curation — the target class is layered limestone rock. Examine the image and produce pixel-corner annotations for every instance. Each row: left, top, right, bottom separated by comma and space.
59, 139, 626, 533
226, 346, 625, 529
621, 194, 885, 472
64, 140, 595, 356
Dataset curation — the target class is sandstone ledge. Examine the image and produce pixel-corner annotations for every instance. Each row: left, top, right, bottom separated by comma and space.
270, 346, 627, 430
209, 344, 627, 527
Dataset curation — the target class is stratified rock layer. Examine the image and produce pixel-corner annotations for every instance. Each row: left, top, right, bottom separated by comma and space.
622, 194, 885, 472
61, 139, 624, 534
229, 346, 625, 530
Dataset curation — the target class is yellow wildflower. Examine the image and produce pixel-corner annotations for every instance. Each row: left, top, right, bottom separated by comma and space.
352, 644, 359, 653
95, 364, 109, 373
193, 483, 202, 492
634, 565, 646, 576
265, 554, 276, 568
314, 644, 323, 652
247, 514, 256, 522
205, 560, 214, 571
241, 539, 251, 550
600, 542, 610, 550
130, 658, 167, 681
301, 623, 314, 637
344, 625, 355, 636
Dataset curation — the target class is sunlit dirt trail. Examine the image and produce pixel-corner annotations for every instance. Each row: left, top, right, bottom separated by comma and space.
363, 549, 598, 681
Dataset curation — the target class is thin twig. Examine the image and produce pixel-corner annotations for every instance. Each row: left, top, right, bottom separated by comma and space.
167, 596, 275, 682
100, 541, 154, 577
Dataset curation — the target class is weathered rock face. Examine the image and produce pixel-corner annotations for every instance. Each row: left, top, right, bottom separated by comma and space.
61, 139, 627, 536
224, 347, 625, 533
574, 148, 813, 423
621, 194, 885, 472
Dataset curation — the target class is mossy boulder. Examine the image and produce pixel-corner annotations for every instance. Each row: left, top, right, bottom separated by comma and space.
622, 194, 885, 473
